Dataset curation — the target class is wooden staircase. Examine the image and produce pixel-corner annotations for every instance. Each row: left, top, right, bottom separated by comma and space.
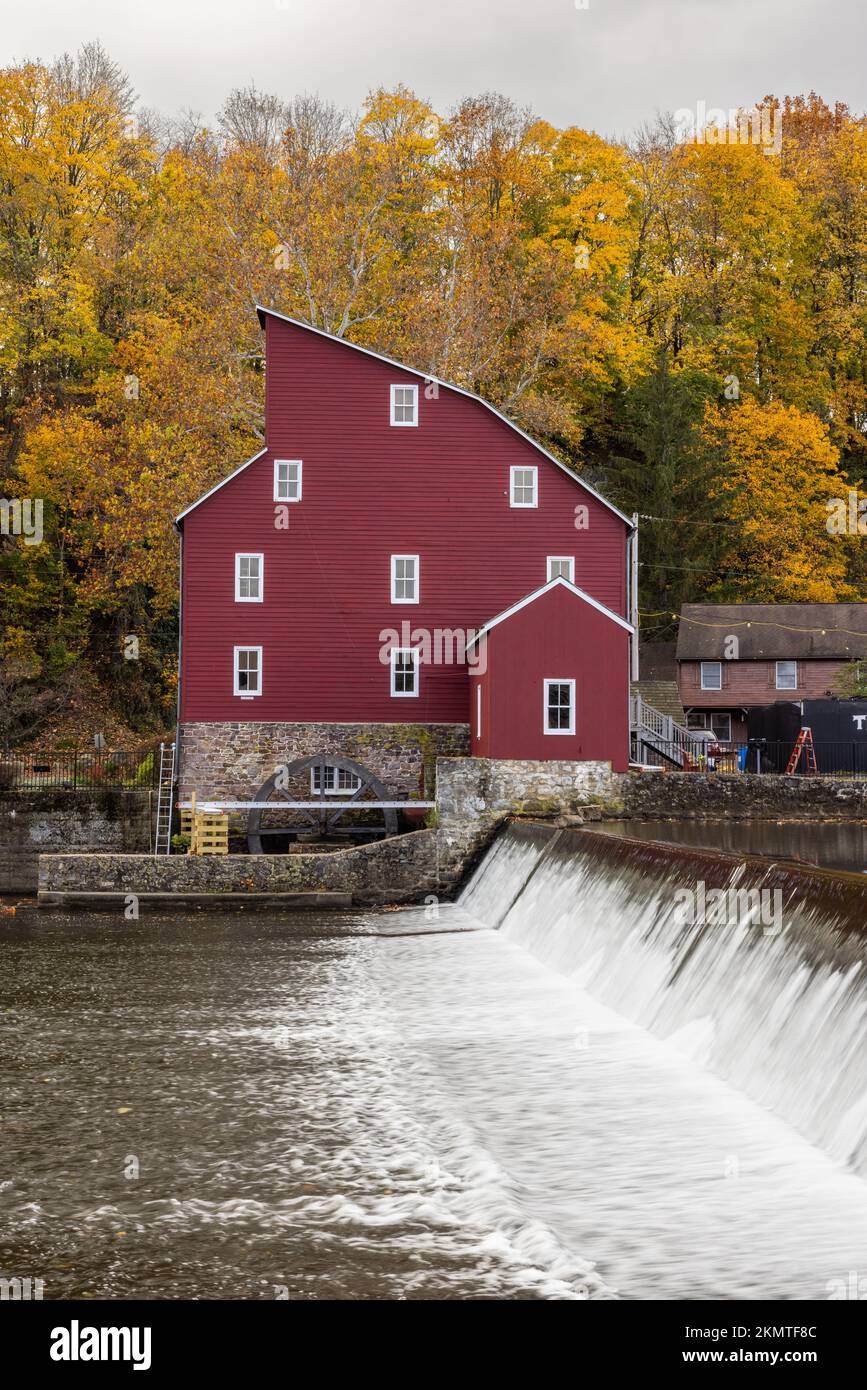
630, 693, 707, 769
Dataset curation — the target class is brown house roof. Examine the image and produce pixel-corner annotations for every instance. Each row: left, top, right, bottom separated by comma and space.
676, 605, 867, 661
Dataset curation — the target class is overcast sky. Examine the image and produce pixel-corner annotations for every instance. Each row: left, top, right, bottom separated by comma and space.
4, 0, 864, 136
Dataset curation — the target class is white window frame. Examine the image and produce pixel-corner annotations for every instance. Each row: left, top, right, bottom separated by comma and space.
390, 383, 418, 427
390, 554, 420, 604
310, 765, 363, 796
233, 645, 262, 698
476, 684, 482, 739
700, 661, 722, 691
390, 647, 419, 698
273, 459, 302, 502
547, 556, 575, 583
510, 465, 538, 508
234, 552, 264, 603
543, 678, 576, 735
776, 659, 798, 690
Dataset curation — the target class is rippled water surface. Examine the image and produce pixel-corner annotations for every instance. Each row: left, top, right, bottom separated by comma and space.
3, 882, 867, 1301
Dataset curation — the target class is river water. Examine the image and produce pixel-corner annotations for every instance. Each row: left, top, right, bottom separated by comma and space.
2, 824, 867, 1301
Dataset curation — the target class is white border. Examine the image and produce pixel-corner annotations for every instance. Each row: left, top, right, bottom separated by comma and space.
775, 659, 798, 690
234, 644, 262, 697
544, 678, 576, 735
234, 552, 264, 603
390, 383, 418, 427
390, 553, 420, 604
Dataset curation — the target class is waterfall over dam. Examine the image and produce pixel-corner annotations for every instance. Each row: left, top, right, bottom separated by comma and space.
460, 823, 867, 1178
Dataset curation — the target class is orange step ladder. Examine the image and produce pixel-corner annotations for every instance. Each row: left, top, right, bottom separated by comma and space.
785, 726, 818, 776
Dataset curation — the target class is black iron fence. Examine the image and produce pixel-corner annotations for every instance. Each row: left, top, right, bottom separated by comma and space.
0, 747, 161, 791
631, 737, 867, 778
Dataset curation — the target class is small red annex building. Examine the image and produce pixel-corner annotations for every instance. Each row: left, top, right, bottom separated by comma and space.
468, 577, 631, 770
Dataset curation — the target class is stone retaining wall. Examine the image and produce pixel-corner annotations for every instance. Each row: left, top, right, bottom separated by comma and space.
179, 720, 469, 801
619, 771, 867, 820
39, 828, 441, 907
434, 756, 620, 876
1, 791, 154, 895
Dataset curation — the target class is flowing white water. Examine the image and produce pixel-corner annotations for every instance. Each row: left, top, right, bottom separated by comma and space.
462, 825, 867, 1176
400, 822, 867, 1297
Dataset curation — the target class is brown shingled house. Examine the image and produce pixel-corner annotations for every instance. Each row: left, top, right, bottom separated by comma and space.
675, 604, 867, 743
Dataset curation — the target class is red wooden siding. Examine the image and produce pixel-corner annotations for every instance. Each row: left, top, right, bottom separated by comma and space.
469, 584, 630, 770
179, 313, 630, 726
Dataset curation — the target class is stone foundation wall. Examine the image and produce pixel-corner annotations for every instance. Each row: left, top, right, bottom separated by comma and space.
618, 771, 867, 820
1, 791, 154, 894
179, 721, 470, 801
434, 757, 621, 876
40, 828, 441, 906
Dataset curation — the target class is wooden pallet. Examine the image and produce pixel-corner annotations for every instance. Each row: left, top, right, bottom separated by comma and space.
193, 813, 229, 855
181, 798, 228, 855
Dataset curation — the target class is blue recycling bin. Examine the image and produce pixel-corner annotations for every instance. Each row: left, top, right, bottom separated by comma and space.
737, 746, 748, 772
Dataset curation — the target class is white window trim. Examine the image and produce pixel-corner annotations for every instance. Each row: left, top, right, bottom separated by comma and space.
776, 659, 798, 690
390, 553, 420, 604
390, 383, 418, 427
390, 647, 419, 698
273, 458, 302, 502
234, 552, 264, 603
510, 464, 538, 508
543, 678, 576, 735
233, 645, 262, 698
546, 556, 575, 583
700, 661, 722, 691
310, 766, 362, 796
476, 684, 482, 740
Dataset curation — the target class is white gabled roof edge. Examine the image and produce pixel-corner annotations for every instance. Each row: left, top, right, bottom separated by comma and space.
174, 448, 267, 526
253, 305, 635, 530
465, 575, 634, 655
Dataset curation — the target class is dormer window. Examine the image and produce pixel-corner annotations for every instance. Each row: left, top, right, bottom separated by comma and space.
390, 384, 418, 427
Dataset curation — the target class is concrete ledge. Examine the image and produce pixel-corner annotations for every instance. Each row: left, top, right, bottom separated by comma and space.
37, 890, 353, 912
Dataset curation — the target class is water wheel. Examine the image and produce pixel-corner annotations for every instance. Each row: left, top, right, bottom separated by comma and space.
246, 754, 399, 853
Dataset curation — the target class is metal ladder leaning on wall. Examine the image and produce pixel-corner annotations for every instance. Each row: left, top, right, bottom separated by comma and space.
153, 742, 177, 856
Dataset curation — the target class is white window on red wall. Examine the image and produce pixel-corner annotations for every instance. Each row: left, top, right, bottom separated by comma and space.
391, 554, 419, 603
234, 646, 262, 697
776, 659, 797, 690
547, 556, 574, 582
391, 647, 419, 697
235, 553, 263, 602
510, 465, 538, 508
390, 384, 418, 426
274, 459, 302, 501
544, 678, 575, 734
